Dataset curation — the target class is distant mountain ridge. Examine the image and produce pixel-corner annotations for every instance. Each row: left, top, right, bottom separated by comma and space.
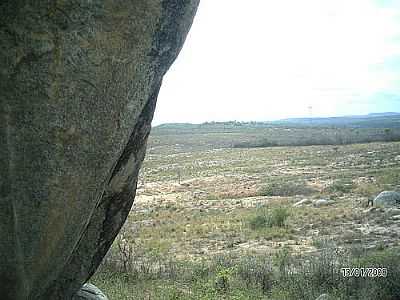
366, 112, 400, 117
154, 112, 400, 129
278, 112, 400, 122
274, 112, 400, 128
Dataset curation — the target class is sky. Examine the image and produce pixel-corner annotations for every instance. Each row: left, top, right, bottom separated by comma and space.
153, 0, 400, 125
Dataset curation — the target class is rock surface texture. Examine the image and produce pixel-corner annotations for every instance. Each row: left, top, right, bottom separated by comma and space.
73, 284, 108, 300
373, 191, 400, 207
0, 1, 199, 299
315, 294, 331, 300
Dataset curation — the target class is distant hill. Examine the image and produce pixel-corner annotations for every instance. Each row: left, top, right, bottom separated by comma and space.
367, 112, 400, 117
153, 112, 400, 131
275, 112, 400, 128
148, 112, 400, 153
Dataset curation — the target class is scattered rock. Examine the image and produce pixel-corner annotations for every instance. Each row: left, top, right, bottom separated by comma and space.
193, 190, 208, 199
385, 208, 400, 217
373, 191, 400, 207
73, 284, 108, 300
293, 199, 313, 207
363, 207, 377, 214
313, 199, 335, 207
181, 182, 191, 187
315, 294, 330, 300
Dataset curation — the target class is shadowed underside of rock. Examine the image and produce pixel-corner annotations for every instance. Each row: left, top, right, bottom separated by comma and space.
0, 1, 199, 299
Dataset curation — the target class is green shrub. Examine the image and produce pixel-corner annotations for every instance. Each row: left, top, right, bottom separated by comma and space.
258, 181, 316, 197
324, 179, 354, 195
248, 207, 290, 230
93, 247, 400, 300
248, 214, 269, 230
215, 267, 235, 293
355, 183, 382, 197
237, 255, 273, 291
377, 169, 400, 187
268, 207, 290, 227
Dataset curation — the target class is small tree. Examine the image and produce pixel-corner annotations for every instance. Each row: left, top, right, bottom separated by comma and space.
384, 128, 392, 141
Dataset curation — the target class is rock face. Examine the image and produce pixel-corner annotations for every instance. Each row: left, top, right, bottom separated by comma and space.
0, 1, 199, 299
73, 284, 108, 300
373, 191, 400, 207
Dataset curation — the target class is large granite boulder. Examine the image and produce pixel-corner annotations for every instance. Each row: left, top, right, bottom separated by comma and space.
0, 1, 199, 299
373, 191, 400, 207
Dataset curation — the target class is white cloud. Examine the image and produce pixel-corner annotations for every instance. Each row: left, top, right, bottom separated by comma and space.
153, 0, 400, 125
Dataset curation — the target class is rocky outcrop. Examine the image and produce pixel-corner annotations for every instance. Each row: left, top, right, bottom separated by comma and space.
373, 191, 400, 207
0, 1, 199, 299
73, 284, 108, 300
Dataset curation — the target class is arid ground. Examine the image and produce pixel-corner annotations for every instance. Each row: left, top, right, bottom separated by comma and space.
93, 123, 400, 300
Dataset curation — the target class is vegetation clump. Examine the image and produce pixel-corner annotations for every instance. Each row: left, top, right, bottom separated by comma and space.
93, 246, 400, 300
258, 181, 316, 197
98, 121, 400, 299
248, 207, 290, 230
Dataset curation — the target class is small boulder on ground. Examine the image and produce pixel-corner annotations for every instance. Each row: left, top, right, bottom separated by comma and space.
293, 199, 313, 207
73, 284, 108, 300
373, 191, 400, 207
315, 294, 331, 300
313, 199, 335, 207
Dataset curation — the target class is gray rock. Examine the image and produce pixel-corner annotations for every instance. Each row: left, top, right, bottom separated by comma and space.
385, 208, 400, 217
373, 191, 400, 207
363, 207, 377, 214
315, 294, 330, 300
73, 284, 108, 300
0, 1, 199, 299
313, 199, 335, 207
293, 198, 313, 207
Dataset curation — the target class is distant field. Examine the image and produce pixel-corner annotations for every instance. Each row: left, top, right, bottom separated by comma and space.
93, 118, 400, 299
148, 119, 400, 154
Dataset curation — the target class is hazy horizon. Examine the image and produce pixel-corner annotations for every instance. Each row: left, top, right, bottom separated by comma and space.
152, 111, 400, 127
152, 0, 400, 126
